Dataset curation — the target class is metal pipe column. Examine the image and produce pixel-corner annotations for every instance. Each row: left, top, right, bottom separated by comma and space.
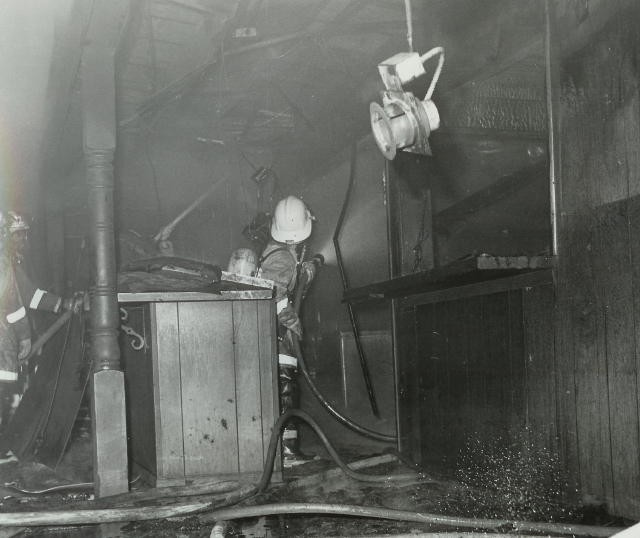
82, 39, 129, 498
87, 149, 121, 371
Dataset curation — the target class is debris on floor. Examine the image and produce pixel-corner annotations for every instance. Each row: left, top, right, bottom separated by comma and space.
0, 415, 632, 537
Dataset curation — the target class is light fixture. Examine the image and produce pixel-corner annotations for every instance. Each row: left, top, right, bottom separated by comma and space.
370, 47, 444, 160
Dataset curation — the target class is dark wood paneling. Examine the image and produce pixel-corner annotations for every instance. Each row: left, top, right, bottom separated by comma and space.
552, 228, 581, 498
416, 299, 447, 463
507, 289, 525, 433
629, 199, 640, 516
482, 293, 510, 436
464, 295, 485, 445
395, 304, 418, 459
121, 306, 157, 477
554, 1, 640, 516
523, 285, 556, 450
559, 213, 613, 506
409, 291, 537, 468
593, 203, 639, 515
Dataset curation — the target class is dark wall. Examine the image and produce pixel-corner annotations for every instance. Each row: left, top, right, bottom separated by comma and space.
552, 0, 640, 517
396, 0, 640, 519
397, 284, 556, 467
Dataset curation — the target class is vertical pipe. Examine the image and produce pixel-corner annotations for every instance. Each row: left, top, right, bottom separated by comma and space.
545, 0, 559, 257
334, 144, 380, 418
86, 149, 121, 372
404, 0, 414, 53
385, 160, 403, 451
82, 43, 129, 498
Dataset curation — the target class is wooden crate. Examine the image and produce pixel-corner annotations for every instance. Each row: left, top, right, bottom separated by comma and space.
119, 294, 279, 486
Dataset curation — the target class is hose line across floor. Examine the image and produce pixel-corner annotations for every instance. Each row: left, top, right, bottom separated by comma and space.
0, 409, 415, 527
0, 409, 628, 537
202, 504, 624, 537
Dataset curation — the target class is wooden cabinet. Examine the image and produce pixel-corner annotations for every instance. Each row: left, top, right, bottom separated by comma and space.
119, 293, 279, 486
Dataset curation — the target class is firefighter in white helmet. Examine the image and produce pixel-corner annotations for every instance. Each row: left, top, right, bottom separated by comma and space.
0, 210, 83, 453
6, 211, 77, 315
256, 195, 318, 466
7, 211, 29, 264
0, 212, 31, 453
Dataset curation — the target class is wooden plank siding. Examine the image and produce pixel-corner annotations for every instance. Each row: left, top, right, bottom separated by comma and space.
554, 0, 640, 516
178, 301, 239, 477
408, 291, 532, 469
150, 302, 185, 483
122, 298, 279, 486
232, 301, 264, 473
395, 304, 419, 459
522, 285, 556, 453
394, 0, 640, 521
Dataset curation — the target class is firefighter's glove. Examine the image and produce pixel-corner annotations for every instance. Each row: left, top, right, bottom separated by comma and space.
62, 292, 84, 314
18, 338, 31, 362
299, 261, 317, 287
278, 304, 302, 338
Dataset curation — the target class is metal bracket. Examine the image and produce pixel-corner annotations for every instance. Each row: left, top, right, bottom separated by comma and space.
119, 308, 146, 351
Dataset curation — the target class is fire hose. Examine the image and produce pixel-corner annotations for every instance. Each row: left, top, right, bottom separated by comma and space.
23, 309, 73, 362
0, 409, 415, 527
0, 409, 625, 537
292, 255, 396, 443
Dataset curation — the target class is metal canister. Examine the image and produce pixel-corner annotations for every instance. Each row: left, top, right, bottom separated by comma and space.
227, 248, 258, 276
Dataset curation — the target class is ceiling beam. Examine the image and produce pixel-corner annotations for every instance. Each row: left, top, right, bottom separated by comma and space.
117, 0, 401, 130
271, 82, 316, 132
118, 31, 309, 128
444, 36, 544, 93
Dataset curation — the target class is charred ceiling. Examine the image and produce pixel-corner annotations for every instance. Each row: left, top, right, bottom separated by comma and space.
35, 0, 549, 209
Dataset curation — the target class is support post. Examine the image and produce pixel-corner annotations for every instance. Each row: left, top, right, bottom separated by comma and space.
82, 46, 128, 498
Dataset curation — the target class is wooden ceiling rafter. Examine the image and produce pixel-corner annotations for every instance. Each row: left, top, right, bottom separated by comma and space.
445, 37, 544, 94
119, 0, 375, 132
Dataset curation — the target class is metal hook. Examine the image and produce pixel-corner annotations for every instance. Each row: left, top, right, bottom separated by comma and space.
121, 324, 145, 351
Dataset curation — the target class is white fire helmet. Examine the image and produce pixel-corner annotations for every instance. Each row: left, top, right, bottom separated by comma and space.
270, 196, 312, 244
8, 211, 30, 234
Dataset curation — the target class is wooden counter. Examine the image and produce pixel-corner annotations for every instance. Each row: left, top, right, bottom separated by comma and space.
119, 290, 280, 486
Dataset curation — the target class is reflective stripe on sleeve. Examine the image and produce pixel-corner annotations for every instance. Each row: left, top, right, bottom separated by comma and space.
30, 288, 46, 309
282, 429, 298, 440
6, 306, 26, 324
276, 298, 289, 314
278, 354, 297, 368
0, 370, 18, 382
